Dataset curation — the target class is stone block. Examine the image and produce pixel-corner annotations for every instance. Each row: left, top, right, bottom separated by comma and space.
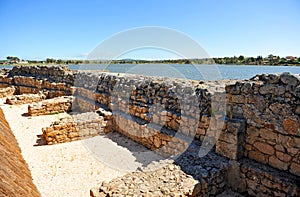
253, 142, 275, 155
268, 156, 289, 171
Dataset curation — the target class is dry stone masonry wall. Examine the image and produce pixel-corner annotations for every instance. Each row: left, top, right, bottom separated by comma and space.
42, 109, 113, 144
28, 96, 72, 116
5, 93, 46, 105
73, 70, 299, 196
226, 73, 300, 176
0, 66, 299, 196
0, 65, 74, 98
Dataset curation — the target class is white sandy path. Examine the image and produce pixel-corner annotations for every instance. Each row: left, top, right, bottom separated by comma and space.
0, 102, 163, 197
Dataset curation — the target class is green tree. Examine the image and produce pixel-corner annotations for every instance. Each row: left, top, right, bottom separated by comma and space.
238, 55, 244, 61
6, 56, 20, 61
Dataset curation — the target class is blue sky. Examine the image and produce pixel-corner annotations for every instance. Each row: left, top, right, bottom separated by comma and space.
0, 0, 299, 60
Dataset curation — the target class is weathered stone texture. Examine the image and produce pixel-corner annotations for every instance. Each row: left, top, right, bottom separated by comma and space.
0, 66, 299, 196
238, 159, 300, 197
42, 109, 113, 144
28, 96, 72, 116
0, 86, 15, 98
90, 164, 199, 197
226, 73, 300, 176
6, 92, 46, 105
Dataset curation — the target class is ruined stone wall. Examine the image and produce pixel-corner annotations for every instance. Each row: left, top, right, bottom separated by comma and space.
226, 73, 300, 176
28, 96, 73, 116
0, 86, 15, 98
227, 159, 300, 196
0, 65, 74, 98
9, 65, 74, 85
73, 72, 299, 176
42, 111, 113, 144
0, 66, 299, 196
0, 108, 41, 196
5, 93, 46, 105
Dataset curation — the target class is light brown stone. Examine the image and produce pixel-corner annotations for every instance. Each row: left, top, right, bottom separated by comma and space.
275, 151, 292, 162
290, 162, 300, 176
268, 156, 289, 171
248, 150, 267, 164
295, 105, 300, 115
253, 142, 275, 155
231, 95, 245, 104
153, 136, 161, 148
283, 118, 298, 135
259, 128, 277, 140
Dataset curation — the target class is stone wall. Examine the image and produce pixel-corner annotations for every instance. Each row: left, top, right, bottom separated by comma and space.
28, 96, 73, 116
0, 108, 41, 196
42, 110, 113, 144
91, 143, 231, 197
227, 159, 300, 196
5, 93, 46, 105
0, 65, 74, 98
226, 73, 300, 176
72, 71, 300, 174
0, 86, 15, 98
9, 65, 75, 85
0, 66, 299, 196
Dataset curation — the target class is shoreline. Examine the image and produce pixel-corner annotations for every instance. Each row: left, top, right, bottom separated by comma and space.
1, 63, 300, 67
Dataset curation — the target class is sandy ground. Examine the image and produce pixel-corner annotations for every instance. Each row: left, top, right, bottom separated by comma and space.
0, 100, 163, 197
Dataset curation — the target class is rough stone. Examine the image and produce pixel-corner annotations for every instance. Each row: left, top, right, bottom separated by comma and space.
253, 142, 275, 155
280, 72, 300, 86
283, 118, 299, 135
269, 156, 289, 171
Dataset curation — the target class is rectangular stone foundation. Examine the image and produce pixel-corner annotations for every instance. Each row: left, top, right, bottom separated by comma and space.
28, 96, 73, 116
42, 110, 113, 145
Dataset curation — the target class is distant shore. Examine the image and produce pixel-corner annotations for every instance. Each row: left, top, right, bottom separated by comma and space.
1, 54, 300, 66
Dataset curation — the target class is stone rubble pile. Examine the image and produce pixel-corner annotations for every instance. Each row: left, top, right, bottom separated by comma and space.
0, 86, 15, 98
5, 93, 46, 105
90, 163, 199, 197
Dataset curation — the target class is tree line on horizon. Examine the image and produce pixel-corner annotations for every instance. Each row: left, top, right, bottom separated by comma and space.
1, 55, 300, 66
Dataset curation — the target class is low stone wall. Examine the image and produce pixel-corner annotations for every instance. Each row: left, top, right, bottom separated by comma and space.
73, 71, 300, 175
226, 73, 300, 176
9, 65, 75, 85
228, 159, 300, 196
0, 87, 15, 98
0, 108, 41, 196
42, 110, 113, 144
5, 93, 46, 105
0, 65, 74, 98
114, 112, 189, 157
0, 66, 299, 196
28, 96, 72, 116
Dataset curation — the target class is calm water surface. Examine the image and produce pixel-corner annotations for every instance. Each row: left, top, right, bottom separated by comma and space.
2, 64, 300, 80
69, 64, 300, 80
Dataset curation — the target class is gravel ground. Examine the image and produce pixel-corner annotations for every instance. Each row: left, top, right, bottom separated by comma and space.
0, 101, 163, 197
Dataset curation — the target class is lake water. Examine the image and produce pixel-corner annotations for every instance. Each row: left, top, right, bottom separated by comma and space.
2, 64, 300, 80
69, 64, 300, 80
